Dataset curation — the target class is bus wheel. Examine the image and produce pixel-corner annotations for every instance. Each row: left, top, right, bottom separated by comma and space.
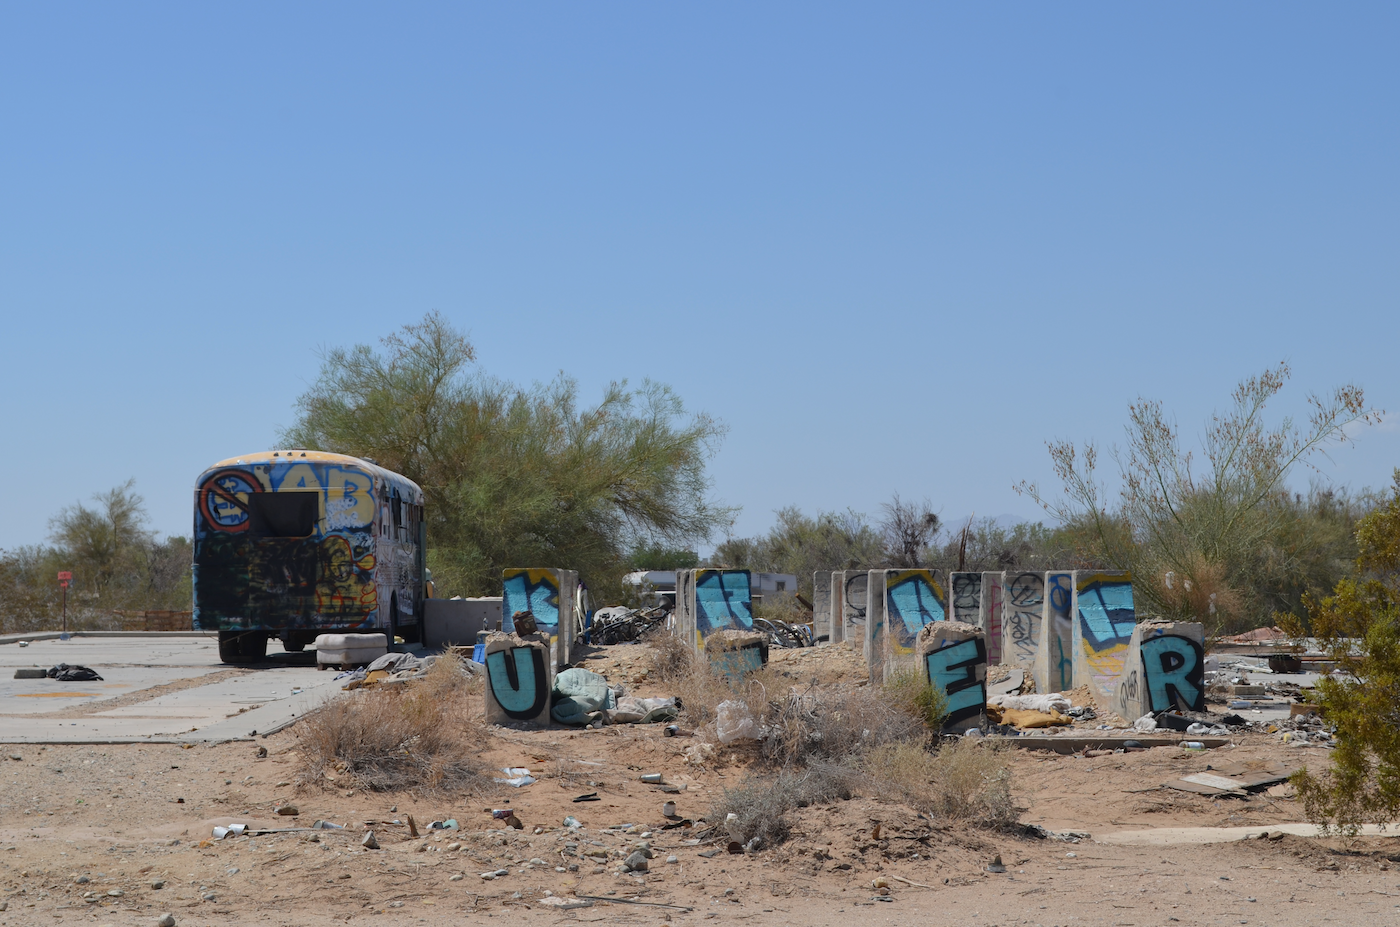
219, 631, 268, 664
281, 638, 306, 653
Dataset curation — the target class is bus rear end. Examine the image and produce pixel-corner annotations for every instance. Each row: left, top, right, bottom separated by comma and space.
193, 450, 423, 663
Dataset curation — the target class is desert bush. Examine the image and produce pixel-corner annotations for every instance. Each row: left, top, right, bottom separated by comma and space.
708, 765, 856, 850
1286, 470, 1400, 832
761, 682, 925, 767
295, 655, 487, 794
864, 739, 1017, 828
883, 667, 949, 731
659, 642, 783, 728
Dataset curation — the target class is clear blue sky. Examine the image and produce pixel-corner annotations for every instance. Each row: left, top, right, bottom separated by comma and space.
2, 4, 1397, 553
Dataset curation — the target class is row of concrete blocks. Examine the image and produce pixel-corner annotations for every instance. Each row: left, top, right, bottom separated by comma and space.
913, 618, 1207, 731
814, 569, 1208, 726
480, 628, 767, 728
480, 617, 1205, 734
814, 568, 1047, 669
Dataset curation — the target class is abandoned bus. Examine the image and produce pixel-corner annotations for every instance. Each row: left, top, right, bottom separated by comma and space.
193, 450, 427, 663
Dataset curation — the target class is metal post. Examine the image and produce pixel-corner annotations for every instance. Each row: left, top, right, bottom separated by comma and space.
62, 583, 67, 635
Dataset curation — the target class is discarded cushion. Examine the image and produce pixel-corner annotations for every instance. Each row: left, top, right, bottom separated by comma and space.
988, 693, 1072, 714
987, 705, 1072, 729
366, 652, 424, 674
551, 668, 616, 726
315, 632, 388, 667
607, 696, 679, 725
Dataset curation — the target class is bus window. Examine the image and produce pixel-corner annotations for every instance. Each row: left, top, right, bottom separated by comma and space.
248, 491, 319, 538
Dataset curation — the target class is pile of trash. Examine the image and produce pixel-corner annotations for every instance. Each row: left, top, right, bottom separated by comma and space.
338, 652, 476, 689
1270, 712, 1335, 746
550, 667, 678, 727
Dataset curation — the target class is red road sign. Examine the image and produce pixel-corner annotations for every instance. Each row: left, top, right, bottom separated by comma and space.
57, 571, 72, 581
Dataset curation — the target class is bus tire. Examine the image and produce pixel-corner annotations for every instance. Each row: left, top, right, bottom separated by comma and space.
219, 631, 268, 664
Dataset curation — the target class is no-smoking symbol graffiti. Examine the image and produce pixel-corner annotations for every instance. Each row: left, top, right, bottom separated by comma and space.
198, 469, 262, 532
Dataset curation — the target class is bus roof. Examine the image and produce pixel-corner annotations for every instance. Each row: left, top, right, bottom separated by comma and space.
198, 450, 423, 494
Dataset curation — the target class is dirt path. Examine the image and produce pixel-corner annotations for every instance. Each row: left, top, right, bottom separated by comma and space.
0, 643, 1394, 926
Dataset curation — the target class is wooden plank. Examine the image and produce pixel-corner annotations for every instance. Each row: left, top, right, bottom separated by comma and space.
1180, 773, 1249, 793
1164, 779, 1237, 796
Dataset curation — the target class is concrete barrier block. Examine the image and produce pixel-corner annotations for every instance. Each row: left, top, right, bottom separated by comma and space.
980, 571, 1004, 665
812, 571, 832, 641
674, 570, 697, 648
840, 570, 868, 651
1112, 621, 1206, 720
866, 570, 887, 683
881, 569, 947, 681
704, 629, 768, 681
827, 570, 846, 644
1070, 571, 1135, 704
424, 597, 500, 649
677, 569, 754, 648
502, 569, 578, 669
949, 572, 981, 628
483, 632, 552, 727
1034, 571, 1075, 694
917, 620, 987, 733
1002, 571, 1043, 669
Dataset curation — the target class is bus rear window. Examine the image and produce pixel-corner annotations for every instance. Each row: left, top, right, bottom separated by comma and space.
248, 492, 319, 538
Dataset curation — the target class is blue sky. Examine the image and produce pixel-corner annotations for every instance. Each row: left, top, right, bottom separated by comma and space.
2, 4, 1397, 553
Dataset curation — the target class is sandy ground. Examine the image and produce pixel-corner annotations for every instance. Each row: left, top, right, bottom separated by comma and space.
0, 641, 1396, 927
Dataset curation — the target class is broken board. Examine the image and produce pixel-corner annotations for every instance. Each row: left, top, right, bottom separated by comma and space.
1164, 760, 1293, 796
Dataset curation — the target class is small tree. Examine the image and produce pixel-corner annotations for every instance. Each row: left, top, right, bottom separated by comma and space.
879, 494, 939, 568
1017, 363, 1380, 633
285, 312, 733, 600
49, 479, 154, 602
1285, 470, 1400, 832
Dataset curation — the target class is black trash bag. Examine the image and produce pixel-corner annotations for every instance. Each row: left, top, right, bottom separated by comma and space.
46, 663, 103, 681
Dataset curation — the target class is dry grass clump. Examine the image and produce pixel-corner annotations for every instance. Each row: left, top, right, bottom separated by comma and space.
645, 628, 695, 682
659, 642, 781, 727
883, 666, 949, 731
708, 764, 855, 850
761, 683, 925, 767
295, 654, 487, 795
864, 739, 1018, 828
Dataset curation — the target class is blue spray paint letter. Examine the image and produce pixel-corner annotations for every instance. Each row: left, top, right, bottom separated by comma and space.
694, 570, 753, 636
486, 647, 549, 720
1139, 635, 1204, 712
925, 637, 987, 729
502, 569, 563, 636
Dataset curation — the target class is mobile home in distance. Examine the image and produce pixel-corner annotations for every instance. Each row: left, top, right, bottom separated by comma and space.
193, 450, 427, 663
